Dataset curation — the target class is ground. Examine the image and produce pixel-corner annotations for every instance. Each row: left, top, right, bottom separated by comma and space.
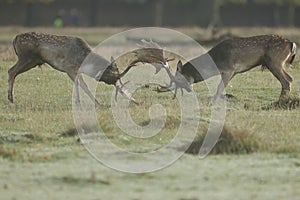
0, 27, 299, 200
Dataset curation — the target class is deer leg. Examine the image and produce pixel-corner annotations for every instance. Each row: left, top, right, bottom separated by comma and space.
268, 65, 292, 99
66, 73, 80, 105
75, 74, 101, 107
173, 85, 178, 99
73, 75, 81, 105
172, 85, 184, 99
8, 59, 38, 103
213, 71, 234, 102
283, 69, 293, 83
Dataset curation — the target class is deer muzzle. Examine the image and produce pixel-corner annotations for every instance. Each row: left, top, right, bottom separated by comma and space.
157, 82, 176, 93
157, 80, 192, 93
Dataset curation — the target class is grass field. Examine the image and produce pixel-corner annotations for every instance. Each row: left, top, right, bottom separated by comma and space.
0, 27, 300, 200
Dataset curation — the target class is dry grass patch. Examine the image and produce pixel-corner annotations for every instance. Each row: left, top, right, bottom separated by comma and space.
185, 126, 263, 155
0, 145, 17, 159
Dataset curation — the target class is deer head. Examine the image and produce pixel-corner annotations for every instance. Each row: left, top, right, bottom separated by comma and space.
157, 60, 192, 97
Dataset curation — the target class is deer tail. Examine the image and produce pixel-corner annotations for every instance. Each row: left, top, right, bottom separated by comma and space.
289, 42, 297, 64
13, 35, 19, 56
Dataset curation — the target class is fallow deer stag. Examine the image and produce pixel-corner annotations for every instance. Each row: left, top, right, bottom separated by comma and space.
8, 32, 138, 105
158, 34, 297, 101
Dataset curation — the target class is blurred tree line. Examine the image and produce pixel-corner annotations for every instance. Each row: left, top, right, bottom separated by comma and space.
209, 0, 300, 27
1, 0, 300, 27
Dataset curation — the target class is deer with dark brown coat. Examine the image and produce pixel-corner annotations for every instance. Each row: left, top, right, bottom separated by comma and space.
8, 32, 137, 105
158, 34, 297, 101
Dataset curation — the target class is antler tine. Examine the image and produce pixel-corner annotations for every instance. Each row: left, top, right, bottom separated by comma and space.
115, 39, 177, 104
140, 39, 161, 49
132, 39, 176, 75
163, 62, 176, 82
156, 64, 178, 96
118, 60, 138, 78
114, 80, 139, 105
137, 39, 167, 63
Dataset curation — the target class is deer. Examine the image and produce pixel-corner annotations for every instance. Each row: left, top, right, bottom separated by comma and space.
157, 34, 297, 101
8, 31, 138, 106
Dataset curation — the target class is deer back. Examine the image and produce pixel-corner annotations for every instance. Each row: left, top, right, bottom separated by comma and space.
178, 35, 296, 84
14, 32, 92, 72
209, 35, 295, 73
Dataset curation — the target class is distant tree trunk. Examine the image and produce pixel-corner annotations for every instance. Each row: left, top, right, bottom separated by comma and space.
207, 0, 222, 37
25, 3, 34, 26
273, 5, 280, 27
209, 0, 222, 28
154, 0, 164, 26
287, 3, 295, 27
89, 0, 98, 26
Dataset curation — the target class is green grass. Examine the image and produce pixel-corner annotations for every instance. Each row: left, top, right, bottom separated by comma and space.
0, 27, 300, 199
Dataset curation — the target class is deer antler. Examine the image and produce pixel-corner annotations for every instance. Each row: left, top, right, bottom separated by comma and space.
157, 60, 192, 99
156, 67, 180, 99
114, 39, 175, 104
117, 39, 169, 79
134, 40, 192, 98
133, 39, 174, 73
114, 80, 139, 105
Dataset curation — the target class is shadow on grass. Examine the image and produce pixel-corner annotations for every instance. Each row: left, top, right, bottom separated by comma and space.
58, 128, 78, 137
0, 132, 46, 144
185, 126, 263, 155
58, 123, 101, 138
262, 95, 300, 110
52, 175, 110, 186
138, 115, 181, 129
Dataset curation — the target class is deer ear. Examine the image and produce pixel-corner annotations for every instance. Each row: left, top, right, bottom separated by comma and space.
177, 60, 183, 72
110, 56, 115, 63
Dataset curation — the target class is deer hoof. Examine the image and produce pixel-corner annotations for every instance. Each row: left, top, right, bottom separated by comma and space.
8, 94, 13, 103
224, 93, 237, 100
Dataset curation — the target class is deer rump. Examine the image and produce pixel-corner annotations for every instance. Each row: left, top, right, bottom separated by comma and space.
158, 34, 297, 101
7, 32, 138, 105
